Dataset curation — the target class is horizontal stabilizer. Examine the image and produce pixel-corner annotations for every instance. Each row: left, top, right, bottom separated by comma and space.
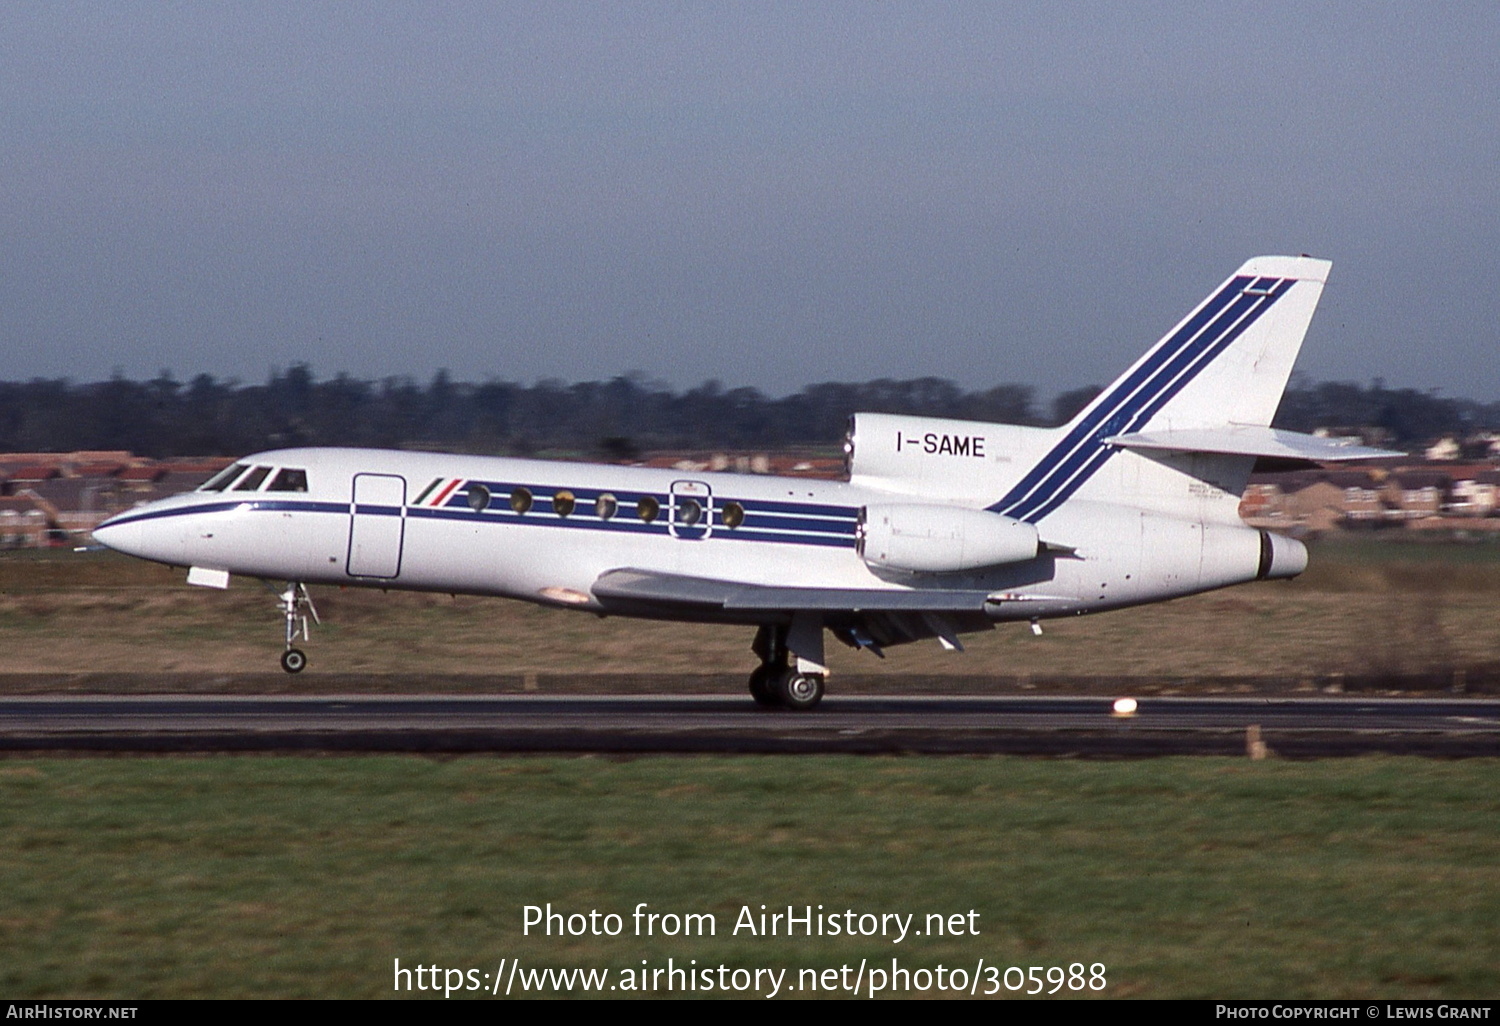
1103, 426, 1401, 462
593, 568, 994, 612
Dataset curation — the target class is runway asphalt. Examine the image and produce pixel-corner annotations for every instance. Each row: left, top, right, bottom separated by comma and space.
1, 693, 1498, 756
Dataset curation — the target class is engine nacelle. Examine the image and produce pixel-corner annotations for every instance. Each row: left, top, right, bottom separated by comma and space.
1256, 530, 1308, 580
857, 503, 1040, 573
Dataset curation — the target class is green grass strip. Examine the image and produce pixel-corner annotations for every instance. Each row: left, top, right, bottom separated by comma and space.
2, 755, 1498, 998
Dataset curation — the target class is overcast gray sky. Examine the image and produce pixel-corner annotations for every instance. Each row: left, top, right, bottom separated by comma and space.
3, 2, 1497, 400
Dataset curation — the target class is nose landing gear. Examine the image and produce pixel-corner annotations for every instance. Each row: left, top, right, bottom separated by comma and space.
277, 582, 319, 674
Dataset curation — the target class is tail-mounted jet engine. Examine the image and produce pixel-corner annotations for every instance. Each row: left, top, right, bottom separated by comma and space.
1256, 529, 1308, 580
856, 504, 1040, 573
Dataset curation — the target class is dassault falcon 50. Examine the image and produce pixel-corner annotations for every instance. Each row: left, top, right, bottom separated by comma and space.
95, 256, 1392, 709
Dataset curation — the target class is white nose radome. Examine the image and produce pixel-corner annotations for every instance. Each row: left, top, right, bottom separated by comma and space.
92, 509, 181, 565
92, 515, 144, 558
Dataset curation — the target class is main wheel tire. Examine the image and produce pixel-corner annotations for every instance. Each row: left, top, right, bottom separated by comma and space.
280, 648, 307, 674
775, 670, 824, 712
748, 665, 779, 707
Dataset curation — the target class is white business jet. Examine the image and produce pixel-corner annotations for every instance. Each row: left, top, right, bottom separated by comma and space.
95, 256, 1393, 709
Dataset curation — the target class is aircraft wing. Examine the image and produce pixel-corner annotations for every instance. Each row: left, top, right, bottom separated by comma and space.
1103, 426, 1401, 462
592, 567, 997, 613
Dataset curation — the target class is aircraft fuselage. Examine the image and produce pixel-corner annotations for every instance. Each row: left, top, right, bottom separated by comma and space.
95, 444, 1282, 626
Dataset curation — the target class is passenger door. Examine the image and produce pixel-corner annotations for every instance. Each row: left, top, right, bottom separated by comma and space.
347, 473, 407, 578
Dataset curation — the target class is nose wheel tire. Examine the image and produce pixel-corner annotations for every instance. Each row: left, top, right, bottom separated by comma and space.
280, 648, 308, 674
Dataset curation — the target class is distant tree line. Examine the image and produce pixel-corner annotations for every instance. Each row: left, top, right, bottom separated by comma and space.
0, 366, 1494, 460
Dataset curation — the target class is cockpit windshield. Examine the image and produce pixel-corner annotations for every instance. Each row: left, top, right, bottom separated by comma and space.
199, 464, 248, 492
267, 468, 309, 492
233, 466, 273, 491
198, 464, 309, 493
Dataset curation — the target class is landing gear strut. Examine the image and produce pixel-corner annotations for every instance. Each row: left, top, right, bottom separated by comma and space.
277, 582, 319, 674
749, 623, 826, 711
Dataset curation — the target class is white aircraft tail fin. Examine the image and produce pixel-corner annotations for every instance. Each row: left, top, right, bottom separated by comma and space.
1075, 255, 1330, 433
989, 256, 1331, 522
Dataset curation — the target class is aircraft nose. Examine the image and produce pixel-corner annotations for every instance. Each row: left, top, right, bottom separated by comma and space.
92, 513, 147, 558
92, 509, 182, 563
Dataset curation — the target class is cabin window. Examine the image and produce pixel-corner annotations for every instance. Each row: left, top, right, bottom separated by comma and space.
200, 464, 248, 492
637, 495, 659, 523
553, 490, 575, 517
467, 483, 491, 511
233, 466, 273, 491
267, 468, 309, 492
675, 498, 702, 527
509, 486, 533, 514
721, 501, 745, 528
595, 493, 618, 520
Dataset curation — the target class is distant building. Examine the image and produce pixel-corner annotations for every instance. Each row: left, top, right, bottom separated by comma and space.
1448, 469, 1500, 516
1381, 470, 1450, 521
640, 450, 842, 478
1425, 436, 1461, 461
1239, 464, 1484, 533
0, 493, 62, 548
0, 451, 233, 548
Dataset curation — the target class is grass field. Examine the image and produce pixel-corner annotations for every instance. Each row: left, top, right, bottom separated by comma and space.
2, 537, 1500, 687
2, 755, 1498, 999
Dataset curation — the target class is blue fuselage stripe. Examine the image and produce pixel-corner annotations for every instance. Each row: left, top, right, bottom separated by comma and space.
432, 482, 856, 521
102, 495, 860, 549
102, 499, 347, 528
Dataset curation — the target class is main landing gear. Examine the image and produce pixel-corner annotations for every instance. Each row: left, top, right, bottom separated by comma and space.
276, 582, 319, 674
749, 622, 826, 711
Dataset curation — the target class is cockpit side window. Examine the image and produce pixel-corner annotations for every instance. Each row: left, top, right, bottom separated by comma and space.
266, 468, 309, 492
200, 463, 248, 492
233, 466, 273, 491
